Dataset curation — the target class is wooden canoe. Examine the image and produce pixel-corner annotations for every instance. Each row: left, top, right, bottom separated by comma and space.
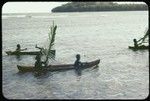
128, 45, 149, 50
17, 59, 100, 72
5, 50, 55, 55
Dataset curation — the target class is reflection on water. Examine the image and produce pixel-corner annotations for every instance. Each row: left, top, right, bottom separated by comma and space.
33, 71, 50, 79
15, 55, 21, 61
75, 69, 82, 76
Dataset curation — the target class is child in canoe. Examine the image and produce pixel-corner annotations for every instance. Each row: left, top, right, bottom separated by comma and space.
16, 44, 27, 52
133, 39, 148, 48
74, 54, 83, 76
34, 54, 47, 75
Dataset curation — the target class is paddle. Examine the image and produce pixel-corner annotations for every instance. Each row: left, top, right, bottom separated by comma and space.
35, 44, 47, 55
137, 28, 149, 45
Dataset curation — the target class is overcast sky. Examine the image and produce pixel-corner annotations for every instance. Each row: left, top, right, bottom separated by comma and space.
2, 2, 69, 13
2, 2, 146, 13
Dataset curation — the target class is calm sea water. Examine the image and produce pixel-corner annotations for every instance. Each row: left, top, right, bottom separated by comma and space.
2, 11, 149, 99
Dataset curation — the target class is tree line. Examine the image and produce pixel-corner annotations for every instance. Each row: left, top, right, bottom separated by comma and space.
51, 2, 148, 12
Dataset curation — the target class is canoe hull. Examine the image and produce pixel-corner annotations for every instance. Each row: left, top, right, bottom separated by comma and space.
5, 50, 55, 55
128, 45, 149, 50
17, 59, 100, 72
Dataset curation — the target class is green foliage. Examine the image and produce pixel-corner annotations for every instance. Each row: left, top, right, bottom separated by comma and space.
45, 21, 57, 62
51, 2, 148, 12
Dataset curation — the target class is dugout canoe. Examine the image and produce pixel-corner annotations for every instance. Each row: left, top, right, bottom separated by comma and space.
17, 59, 100, 72
5, 50, 55, 55
128, 45, 149, 50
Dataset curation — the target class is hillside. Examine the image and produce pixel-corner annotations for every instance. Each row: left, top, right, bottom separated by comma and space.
51, 2, 148, 12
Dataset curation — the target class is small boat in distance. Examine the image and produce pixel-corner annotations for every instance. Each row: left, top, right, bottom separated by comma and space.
129, 28, 149, 51
17, 59, 100, 72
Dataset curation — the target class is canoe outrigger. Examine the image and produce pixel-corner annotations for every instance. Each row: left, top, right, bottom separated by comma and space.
17, 59, 100, 72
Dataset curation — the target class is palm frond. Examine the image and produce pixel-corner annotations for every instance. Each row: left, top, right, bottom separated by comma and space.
45, 21, 57, 63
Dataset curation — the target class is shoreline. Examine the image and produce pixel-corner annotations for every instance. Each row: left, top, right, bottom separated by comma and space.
2, 10, 148, 15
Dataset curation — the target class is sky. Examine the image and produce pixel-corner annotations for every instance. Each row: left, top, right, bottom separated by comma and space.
2, 2, 146, 13
2, 2, 69, 13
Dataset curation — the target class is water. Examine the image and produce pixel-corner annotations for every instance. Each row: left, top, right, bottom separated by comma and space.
2, 11, 149, 99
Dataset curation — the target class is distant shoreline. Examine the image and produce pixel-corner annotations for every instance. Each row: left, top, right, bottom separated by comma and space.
51, 10, 148, 13
51, 2, 148, 13
2, 10, 148, 15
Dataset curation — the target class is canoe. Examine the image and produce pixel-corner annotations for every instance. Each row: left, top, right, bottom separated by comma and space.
5, 50, 55, 55
17, 59, 100, 72
128, 45, 149, 50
